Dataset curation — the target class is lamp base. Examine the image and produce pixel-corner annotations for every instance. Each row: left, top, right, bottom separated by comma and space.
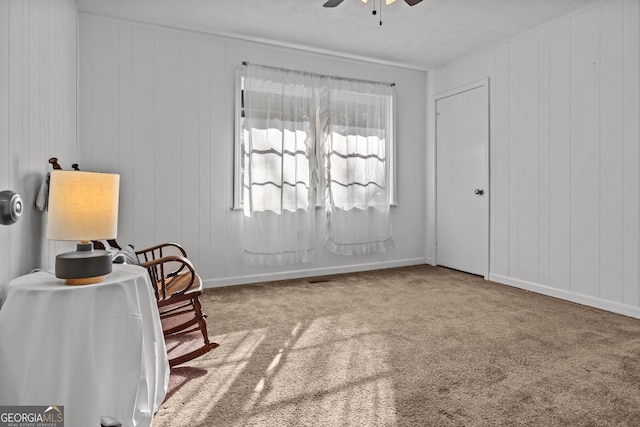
55, 247, 112, 286
64, 276, 106, 286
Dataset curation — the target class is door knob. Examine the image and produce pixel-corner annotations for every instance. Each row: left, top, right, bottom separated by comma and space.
474, 189, 484, 195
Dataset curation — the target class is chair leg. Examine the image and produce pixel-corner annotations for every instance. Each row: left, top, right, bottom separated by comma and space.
193, 297, 213, 346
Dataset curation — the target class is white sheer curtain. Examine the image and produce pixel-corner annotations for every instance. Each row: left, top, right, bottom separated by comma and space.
320, 79, 394, 255
241, 65, 318, 265
241, 64, 394, 265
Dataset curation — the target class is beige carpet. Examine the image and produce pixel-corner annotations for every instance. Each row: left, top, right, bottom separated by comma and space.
153, 265, 640, 426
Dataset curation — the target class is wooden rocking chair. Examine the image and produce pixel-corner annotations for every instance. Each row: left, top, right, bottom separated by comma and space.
94, 240, 218, 367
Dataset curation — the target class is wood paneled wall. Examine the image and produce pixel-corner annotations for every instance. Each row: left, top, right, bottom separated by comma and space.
431, 0, 640, 318
78, 14, 428, 286
0, 0, 77, 291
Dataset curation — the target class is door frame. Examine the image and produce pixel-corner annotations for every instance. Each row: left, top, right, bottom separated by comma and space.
433, 78, 490, 279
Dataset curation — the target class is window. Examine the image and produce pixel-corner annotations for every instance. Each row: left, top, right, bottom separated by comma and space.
325, 87, 395, 211
240, 76, 313, 214
234, 68, 396, 210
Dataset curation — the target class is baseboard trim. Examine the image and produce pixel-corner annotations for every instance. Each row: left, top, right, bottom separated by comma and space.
489, 273, 640, 320
202, 258, 428, 288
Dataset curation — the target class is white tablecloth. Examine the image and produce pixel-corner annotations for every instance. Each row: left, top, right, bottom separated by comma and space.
0, 264, 169, 427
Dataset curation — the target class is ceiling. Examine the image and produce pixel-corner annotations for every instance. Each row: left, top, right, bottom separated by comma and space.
74, 0, 602, 70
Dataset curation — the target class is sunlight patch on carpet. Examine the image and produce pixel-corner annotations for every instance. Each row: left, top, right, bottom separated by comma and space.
163, 328, 266, 425
237, 315, 397, 426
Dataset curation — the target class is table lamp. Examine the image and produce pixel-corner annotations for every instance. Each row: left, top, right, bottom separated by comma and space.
46, 170, 120, 285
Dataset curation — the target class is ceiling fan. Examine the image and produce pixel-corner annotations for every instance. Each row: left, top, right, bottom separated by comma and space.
323, 0, 423, 7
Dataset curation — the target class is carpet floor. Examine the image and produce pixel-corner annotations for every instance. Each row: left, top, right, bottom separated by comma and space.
153, 265, 640, 426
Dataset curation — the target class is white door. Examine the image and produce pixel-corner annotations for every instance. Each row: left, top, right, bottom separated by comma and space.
436, 82, 488, 277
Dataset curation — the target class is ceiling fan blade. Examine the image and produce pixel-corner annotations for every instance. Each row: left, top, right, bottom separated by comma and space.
323, 0, 345, 7
404, 0, 423, 5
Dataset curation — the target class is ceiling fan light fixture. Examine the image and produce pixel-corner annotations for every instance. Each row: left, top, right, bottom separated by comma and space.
361, 0, 397, 4
323, 0, 422, 12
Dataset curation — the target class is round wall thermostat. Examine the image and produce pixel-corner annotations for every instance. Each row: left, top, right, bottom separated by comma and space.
0, 190, 23, 225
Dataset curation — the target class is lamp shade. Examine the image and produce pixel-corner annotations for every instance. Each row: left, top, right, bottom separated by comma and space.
47, 170, 120, 241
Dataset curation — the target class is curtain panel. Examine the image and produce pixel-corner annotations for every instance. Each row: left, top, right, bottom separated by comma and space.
240, 64, 394, 265
321, 79, 395, 255
241, 65, 318, 266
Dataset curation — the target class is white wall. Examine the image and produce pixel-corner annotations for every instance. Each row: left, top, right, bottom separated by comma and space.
0, 0, 78, 289
430, 0, 640, 318
78, 13, 428, 287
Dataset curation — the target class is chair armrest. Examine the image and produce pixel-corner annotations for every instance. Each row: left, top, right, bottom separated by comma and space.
140, 254, 198, 300
135, 242, 189, 276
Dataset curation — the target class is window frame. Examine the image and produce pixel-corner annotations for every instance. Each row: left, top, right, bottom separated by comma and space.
233, 68, 397, 210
